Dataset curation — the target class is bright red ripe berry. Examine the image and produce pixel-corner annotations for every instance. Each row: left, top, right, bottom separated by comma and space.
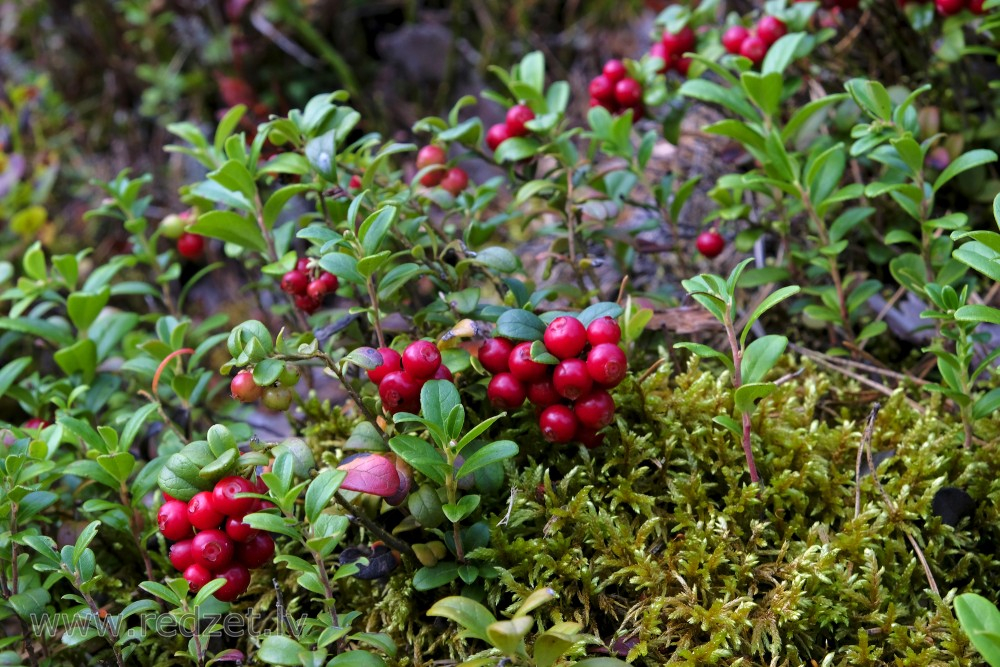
508, 342, 549, 383
368, 347, 403, 385
22, 417, 48, 430
696, 230, 725, 258
295, 257, 311, 273
722, 25, 750, 54
756, 16, 787, 46
543, 316, 588, 360
589, 75, 617, 105
177, 232, 205, 260
305, 280, 327, 301
158, 500, 193, 541
294, 293, 321, 314
662, 26, 696, 56
487, 373, 527, 410
577, 427, 606, 449
183, 564, 213, 592
280, 270, 309, 295
602, 59, 626, 83
225, 516, 260, 543
614, 78, 643, 108
212, 564, 251, 602
417, 145, 447, 187
318, 271, 339, 293
378, 371, 423, 414
193, 529, 235, 572
169, 539, 195, 571
553, 358, 594, 400
440, 167, 469, 196
261, 386, 293, 411
212, 476, 256, 516
526, 379, 560, 408
935, 0, 965, 13
574, 389, 616, 429
187, 492, 224, 531
649, 42, 672, 73
539, 405, 578, 443
486, 123, 512, 151
587, 316, 622, 346
236, 533, 275, 569
675, 57, 692, 76
230, 370, 261, 403
739, 35, 767, 65
432, 364, 454, 381
402, 340, 442, 379
587, 343, 628, 388
505, 104, 535, 137
478, 338, 514, 374
349, 174, 362, 189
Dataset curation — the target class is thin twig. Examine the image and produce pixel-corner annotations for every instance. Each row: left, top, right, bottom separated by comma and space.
854, 403, 881, 518
333, 492, 412, 556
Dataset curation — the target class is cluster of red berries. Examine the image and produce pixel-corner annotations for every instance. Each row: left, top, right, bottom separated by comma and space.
280, 256, 339, 315
230, 367, 298, 411
479, 316, 627, 447
485, 103, 536, 152
696, 229, 726, 259
415, 145, 470, 196
367, 340, 453, 414
721, 15, 787, 66
650, 26, 697, 76
588, 60, 645, 118
157, 476, 274, 602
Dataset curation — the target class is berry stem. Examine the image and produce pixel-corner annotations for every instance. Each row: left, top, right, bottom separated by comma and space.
365, 277, 387, 349
333, 492, 413, 556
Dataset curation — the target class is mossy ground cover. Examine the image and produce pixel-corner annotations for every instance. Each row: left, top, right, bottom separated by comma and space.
298, 358, 999, 665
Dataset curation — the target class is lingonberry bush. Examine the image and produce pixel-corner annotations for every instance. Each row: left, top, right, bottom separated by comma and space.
2, 0, 1000, 664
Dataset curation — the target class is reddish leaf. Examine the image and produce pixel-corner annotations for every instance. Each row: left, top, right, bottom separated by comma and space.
337, 453, 401, 497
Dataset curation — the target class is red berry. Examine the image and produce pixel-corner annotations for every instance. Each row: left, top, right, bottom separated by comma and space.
722, 25, 750, 54
187, 491, 224, 531
318, 271, 339, 293
486, 123, 512, 151
661, 26, 696, 56
306, 279, 328, 301
935, 0, 965, 13
417, 145, 447, 187
478, 338, 514, 374
402, 340, 442, 379
577, 427, 606, 449
225, 516, 260, 543
614, 78, 643, 108
295, 257, 311, 273
349, 174, 362, 189
756, 16, 787, 46
587, 317, 622, 346
193, 529, 235, 572
183, 564, 213, 592
508, 342, 549, 383
212, 476, 256, 516
675, 57, 692, 76
281, 270, 309, 295
574, 389, 616, 429
169, 539, 195, 571
587, 343, 628, 388
649, 42, 672, 73
589, 75, 617, 105
158, 501, 193, 541
22, 418, 48, 430
432, 364, 454, 381
177, 232, 205, 260
230, 370, 261, 403
969, 0, 984, 13
739, 35, 767, 65
236, 533, 275, 569
379, 371, 423, 414
539, 405, 578, 443
505, 104, 535, 137
526, 379, 560, 408
294, 293, 321, 314
696, 230, 725, 258
543, 316, 588, 360
212, 564, 251, 602
602, 59, 626, 83
487, 373, 527, 410
368, 347, 403, 385
553, 358, 594, 400
440, 167, 469, 196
